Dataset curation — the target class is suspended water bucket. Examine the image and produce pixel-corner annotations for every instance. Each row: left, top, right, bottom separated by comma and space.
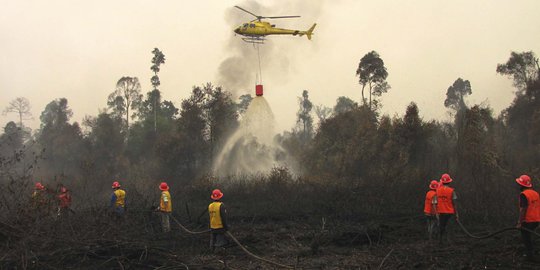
255, 84, 263, 96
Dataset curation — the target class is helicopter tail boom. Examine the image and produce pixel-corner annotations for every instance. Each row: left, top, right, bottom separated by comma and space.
306, 23, 317, 40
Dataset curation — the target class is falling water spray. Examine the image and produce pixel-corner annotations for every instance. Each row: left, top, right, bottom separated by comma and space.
212, 96, 289, 176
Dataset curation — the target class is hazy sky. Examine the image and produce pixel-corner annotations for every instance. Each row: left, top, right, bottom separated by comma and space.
2, 0, 540, 132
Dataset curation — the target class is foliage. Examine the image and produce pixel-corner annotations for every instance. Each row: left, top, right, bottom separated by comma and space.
107, 77, 143, 131
150, 48, 166, 90
236, 94, 253, 115
333, 96, 357, 115
496, 51, 539, 92
84, 112, 126, 182
356, 51, 390, 110
296, 90, 314, 142
444, 78, 472, 112
36, 98, 84, 179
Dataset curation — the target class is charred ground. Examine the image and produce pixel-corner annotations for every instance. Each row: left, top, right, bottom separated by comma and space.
1, 173, 539, 269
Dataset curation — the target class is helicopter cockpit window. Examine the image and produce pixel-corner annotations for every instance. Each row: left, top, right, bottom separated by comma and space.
243, 23, 248, 28
249, 24, 256, 28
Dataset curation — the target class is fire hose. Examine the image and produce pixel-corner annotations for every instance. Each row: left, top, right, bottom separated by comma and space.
171, 216, 210, 235
170, 216, 294, 269
456, 218, 540, 239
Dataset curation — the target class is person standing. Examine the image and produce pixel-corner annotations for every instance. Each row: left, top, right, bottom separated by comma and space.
433, 173, 458, 244
32, 182, 51, 219
516, 174, 540, 262
57, 186, 72, 217
110, 181, 126, 217
208, 189, 229, 251
158, 182, 172, 233
424, 180, 439, 240
32, 182, 47, 208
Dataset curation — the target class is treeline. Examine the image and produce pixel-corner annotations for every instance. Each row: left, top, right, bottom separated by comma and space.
1, 50, 539, 224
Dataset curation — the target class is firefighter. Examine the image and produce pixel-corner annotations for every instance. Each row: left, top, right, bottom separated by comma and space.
32, 182, 50, 218
516, 175, 540, 262
157, 182, 172, 233
110, 181, 126, 217
32, 182, 47, 208
208, 189, 229, 251
57, 186, 72, 217
424, 180, 439, 240
432, 173, 459, 244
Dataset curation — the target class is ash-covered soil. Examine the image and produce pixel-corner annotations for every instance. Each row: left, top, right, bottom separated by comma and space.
1, 211, 538, 269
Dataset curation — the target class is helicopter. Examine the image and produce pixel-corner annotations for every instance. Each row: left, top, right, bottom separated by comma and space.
233, 6, 316, 44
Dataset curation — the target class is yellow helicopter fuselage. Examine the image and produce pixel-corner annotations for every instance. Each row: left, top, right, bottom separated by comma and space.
235, 21, 316, 40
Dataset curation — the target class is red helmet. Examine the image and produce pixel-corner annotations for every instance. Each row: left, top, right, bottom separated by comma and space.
516, 175, 532, 188
35, 182, 45, 190
60, 187, 68, 193
211, 189, 223, 200
429, 180, 439, 190
159, 182, 169, 191
440, 173, 453, 184
112, 181, 121, 189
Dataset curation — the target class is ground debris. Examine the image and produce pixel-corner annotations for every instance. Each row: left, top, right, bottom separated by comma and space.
1, 211, 539, 269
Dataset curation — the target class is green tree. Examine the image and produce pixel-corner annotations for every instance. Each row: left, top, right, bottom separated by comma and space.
150, 48, 166, 132
393, 102, 432, 166
0, 121, 24, 156
444, 78, 471, 112
496, 52, 540, 173
333, 96, 357, 115
296, 90, 314, 141
84, 112, 126, 181
501, 70, 540, 172
203, 84, 238, 152
158, 84, 237, 179
150, 48, 166, 90
127, 90, 177, 172
0, 121, 29, 178
356, 51, 391, 109
237, 94, 253, 115
456, 105, 502, 215
306, 106, 377, 177
174, 87, 208, 178
444, 78, 472, 158
373, 116, 402, 180
107, 77, 143, 133
496, 51, 539, 92
37, 98, 84, 177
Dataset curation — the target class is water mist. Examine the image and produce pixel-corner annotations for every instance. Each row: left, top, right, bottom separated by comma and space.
212, 96, 290, 176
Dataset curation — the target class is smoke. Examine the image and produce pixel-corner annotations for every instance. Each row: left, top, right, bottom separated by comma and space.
217, 0, 324, 97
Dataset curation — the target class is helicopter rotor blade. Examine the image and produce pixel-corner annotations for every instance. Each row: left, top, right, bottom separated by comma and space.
234, 6, 260, 19
264, 16, 301, 19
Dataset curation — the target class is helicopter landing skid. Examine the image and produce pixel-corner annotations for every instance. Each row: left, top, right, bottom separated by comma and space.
242, 36, 265, 44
